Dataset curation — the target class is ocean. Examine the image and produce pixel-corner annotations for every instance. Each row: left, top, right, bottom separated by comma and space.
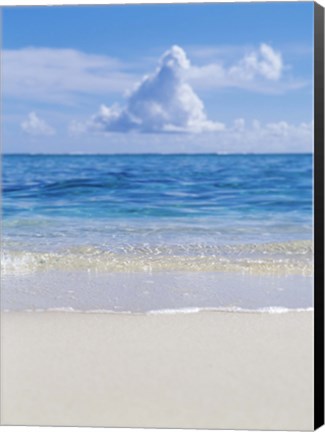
2, 153, 313, 313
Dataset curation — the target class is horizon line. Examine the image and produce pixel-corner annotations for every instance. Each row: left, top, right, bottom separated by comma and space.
2, 152, 313, 156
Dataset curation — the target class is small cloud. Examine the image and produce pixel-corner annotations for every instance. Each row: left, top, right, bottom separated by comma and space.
21, 112, 55, 136
233, 118, 246, 131
82, 45, 225, 134
187, 43, 302, 94
229, 44, 283, 81
69, 119, 87, 135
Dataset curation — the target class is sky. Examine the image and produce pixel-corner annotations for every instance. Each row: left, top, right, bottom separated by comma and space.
2, 2, 314, 154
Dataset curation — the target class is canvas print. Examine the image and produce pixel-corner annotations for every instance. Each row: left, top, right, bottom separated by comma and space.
1, 2, 322, 430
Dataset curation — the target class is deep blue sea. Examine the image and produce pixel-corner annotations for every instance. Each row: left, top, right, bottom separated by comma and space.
2, 154, 313, 312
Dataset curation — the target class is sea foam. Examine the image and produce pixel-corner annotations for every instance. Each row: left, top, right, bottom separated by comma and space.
1, 240, 313, 276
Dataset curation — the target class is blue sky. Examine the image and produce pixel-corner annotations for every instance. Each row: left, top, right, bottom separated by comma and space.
3, 2, 314, 153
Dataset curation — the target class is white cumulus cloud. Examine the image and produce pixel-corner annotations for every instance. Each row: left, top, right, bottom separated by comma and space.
187, 44, 303, 94
229, 43, 283, 81
81, 45, 225, 134
21, 112, 55, 136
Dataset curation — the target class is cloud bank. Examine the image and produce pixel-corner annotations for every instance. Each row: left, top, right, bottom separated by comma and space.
3, 48, 136, 104
21, 112, 55, 136
227, 118, 313, 146
67, 118, 313, 154
84, 46, 225, 134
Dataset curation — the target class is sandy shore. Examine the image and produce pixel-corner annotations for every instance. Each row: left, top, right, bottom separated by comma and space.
1, 310, 313, 430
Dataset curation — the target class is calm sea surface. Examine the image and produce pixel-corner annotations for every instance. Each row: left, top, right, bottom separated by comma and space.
2, 154, 313, 312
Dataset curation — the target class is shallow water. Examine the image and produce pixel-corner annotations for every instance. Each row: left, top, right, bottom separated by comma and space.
1, 270, 313, 313
2, 153, 313, 312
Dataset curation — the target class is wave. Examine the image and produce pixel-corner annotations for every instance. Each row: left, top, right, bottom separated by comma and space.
1, 240, 313, 276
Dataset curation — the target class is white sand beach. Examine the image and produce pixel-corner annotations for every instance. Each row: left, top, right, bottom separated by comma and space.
0, 310, 314, 430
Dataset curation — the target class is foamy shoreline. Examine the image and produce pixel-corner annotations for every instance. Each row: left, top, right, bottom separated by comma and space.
1, 309, 314, 430
2, 306, 315, 314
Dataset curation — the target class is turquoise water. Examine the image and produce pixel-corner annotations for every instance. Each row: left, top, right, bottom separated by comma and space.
2, 154, 313, 312
3, 154, 312, 245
